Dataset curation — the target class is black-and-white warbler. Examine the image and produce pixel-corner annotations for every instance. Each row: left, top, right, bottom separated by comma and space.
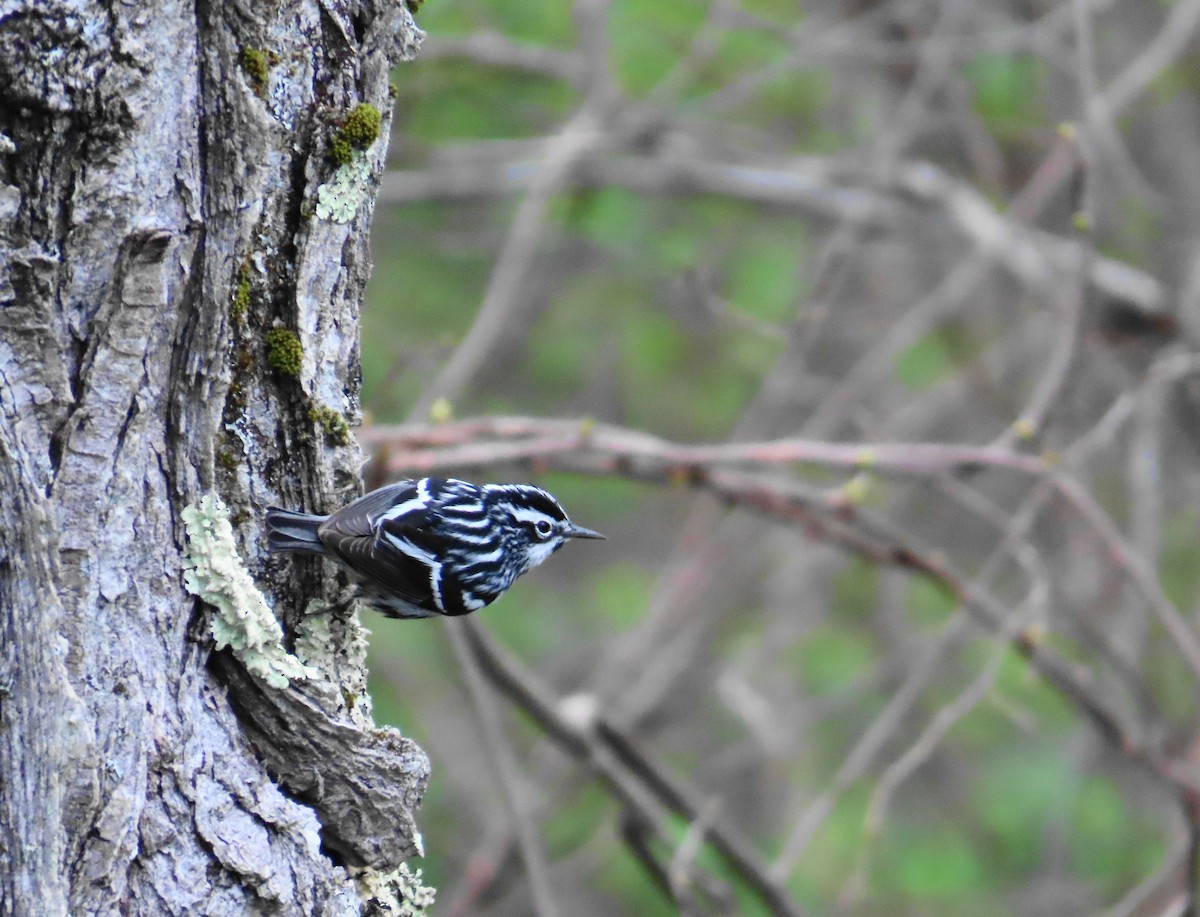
265, 477, 604, 618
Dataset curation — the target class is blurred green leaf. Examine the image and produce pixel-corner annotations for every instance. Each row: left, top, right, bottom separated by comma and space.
594, 831, 682, 917
622, 309, 686, 383
792, 625, 875, 695
539, 471, 657, 524
742, 67, 834, 150
1068, 776, 1165, 893
792, 784, 870, 899
544, 784, 611, 856
879, 825, 989, 900
739, 0, 800, 25
684, 361, 760, 436
482, 0, 576, 45
527, 301, 602, 394
973, 747, 1071, 873
991, 644, 1076, 730
830, 557, 879, 621
404, 63, 576, 141
651, 220, 702, 270
904, 575, 958, 628
403, 1, 476, 36
489, 581, 574, 657
1145, 644, 1198, 721
963, 53, 1046, 141
1148, 48, 1200, 103
571, 187, 657, 253
679, 29, 791, 101
894, 326, 958, 391
591, 563, 655, 630
942, 689, 1019, 752
726, 241, 802, 323
610, 0, 707, 94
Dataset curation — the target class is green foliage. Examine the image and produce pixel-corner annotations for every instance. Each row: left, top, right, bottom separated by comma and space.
1067, 776, 1165, 896
525, 284, 612, 396
973, 747, 1071, 874
1145, 644, 1199, 721
543, 784, 610, 856
830, 557, 878, 621
791, 625, 875, 695
265, 328, 303, 376
609, 0, 707, 94
667, 28, 794, 104
537, 472, 653, 525
571, 187, 657, 253
444, 0, 574, 46
740, 0, 799, 26
990, 643, 1076, 729
895, 323, 980, 391
1111, 195, 1162, 266
486, 580, 580, 658
791, 785, 870, 899
361, 205, 491, 415
877, 824, 990, 902
589, 563, 655, 631
725, 240, 802, 323
904, 575, 958, 628
402, 63, 576, 141
1160, 508, 1200, 608
963, 53, 1047, 141
738, 67, 834, 149
622, 309, 686, 385
1148, 50, 1200, 104
593, 839, 682, 917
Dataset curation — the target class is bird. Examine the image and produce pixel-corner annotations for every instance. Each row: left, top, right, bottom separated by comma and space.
265, 477, 605, 618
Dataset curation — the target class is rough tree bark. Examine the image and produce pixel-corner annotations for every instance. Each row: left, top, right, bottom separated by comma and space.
0, 2, 429, 914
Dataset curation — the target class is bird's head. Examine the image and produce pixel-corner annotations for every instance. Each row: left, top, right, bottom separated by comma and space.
482, 483, 605, 576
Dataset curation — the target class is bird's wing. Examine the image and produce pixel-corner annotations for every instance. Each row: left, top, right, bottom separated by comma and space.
321, 480, 425, 537
314, 479, 447, 612
319, 521, 441, 613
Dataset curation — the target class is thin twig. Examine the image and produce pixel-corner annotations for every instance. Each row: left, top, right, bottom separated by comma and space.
444, 620, 561, 917
367, 411, 1200, 802
460, 618, 808, 917
362, 411, 1200, 679
405, 108, 603, 421
381, 149, 1168, 319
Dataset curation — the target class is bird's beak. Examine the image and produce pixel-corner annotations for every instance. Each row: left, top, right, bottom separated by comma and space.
566, 524, 606, 540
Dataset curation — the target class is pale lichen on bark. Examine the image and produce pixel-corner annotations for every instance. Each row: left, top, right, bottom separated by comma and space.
182, 494, 317, 688
355, 863, 437, 916
317, 150, 377, 224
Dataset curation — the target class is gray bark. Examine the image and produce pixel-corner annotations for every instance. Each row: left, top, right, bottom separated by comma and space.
0, 1, 428, 914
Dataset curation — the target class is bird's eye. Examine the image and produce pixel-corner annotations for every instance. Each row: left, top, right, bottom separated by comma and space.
534, 520, 553, 538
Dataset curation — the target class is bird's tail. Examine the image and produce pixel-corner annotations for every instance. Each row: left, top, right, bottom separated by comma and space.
264, 506, 328, 553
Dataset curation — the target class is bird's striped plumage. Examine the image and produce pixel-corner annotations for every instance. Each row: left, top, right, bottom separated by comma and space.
265, 477, 604, 619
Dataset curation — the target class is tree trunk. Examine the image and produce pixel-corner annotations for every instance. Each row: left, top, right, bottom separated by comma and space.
0, 2, 428, 914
